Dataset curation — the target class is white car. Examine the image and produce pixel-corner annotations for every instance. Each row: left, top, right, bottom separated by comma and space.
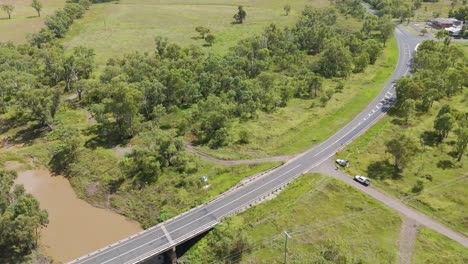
354, 175, 370, 186
335, 159, 350, 167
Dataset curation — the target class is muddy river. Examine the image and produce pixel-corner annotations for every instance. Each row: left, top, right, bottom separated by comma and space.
5, 162, 142, 263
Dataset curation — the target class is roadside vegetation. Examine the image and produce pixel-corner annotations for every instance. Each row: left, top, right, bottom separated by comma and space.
180, 174, 402, 263
338, 40, 468, 235
412, 228, 468, 263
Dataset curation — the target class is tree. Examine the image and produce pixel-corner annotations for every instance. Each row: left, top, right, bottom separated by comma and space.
400, 98, 416, 125
454, 127, 468, 161
195, 26, 210, 39
365, 39, 382, 64
411, 180, 424, 193
435, 29, 448, 40
361, 16, 377, 36
28, 28, 56, 48
0, 169, 48, 262
434, 113, 455, 142
48, 127, 81, 174
233, 6, 247, 24
63, 46, 95, 92
304, 72, 323, 98
63, 3, 85, 19
420, 28, 428, 36
45, 10, 73, 38
1, 4, 14, 19
95, 82, 143, 138
31, 0, 43, 17
353, 52, 370, 73
318, 39, 353, 78
79, 0, 92, 10
205, 34, 215, 46
120, 148, 161, 186
284, 4, 291, 16
378, 16, 395, 46
385, 134, 419, 170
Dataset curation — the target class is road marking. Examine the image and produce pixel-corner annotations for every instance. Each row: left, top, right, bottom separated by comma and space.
100, 164, 303, 264
102, 221, 219, 264
161, 224, 174, 246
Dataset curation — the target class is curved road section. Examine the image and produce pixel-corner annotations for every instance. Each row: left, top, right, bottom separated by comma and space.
68, 26, 466, 264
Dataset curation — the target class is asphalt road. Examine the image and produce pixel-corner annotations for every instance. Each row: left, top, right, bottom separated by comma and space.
68, 26, 466, 264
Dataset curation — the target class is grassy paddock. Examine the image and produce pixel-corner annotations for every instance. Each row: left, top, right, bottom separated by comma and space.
411, 0, 464, 21
338, 91, 468, 235
183, 174, 401, 263
196, 35, 398, 160
412, 228, 468, 263
62, 0, 329, 65
0, 0, 65, 43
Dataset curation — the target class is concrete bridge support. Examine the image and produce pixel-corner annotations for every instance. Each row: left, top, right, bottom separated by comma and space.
166, 247, 177, 264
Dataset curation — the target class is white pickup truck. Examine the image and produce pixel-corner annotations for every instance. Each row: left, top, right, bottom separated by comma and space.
354, 175, 370, 186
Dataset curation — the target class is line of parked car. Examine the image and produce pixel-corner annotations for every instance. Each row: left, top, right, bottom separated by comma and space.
335, 159, 371, 187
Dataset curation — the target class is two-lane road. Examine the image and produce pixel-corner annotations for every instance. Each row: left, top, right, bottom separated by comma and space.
69, 26, 467, 264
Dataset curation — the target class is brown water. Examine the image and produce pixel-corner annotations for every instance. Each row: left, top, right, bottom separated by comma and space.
6, 162, 142, 263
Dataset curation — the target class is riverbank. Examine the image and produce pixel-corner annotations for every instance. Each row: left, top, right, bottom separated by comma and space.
5, 161, 142, 263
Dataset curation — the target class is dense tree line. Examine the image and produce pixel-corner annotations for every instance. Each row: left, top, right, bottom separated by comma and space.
29, 0, 93, 47
0, 42, 95, 125
0, 6, 391, 188
364, 0, 414, 22
0, 170, 49, 263
449, 6, 468, 21
80, 7, 388, 151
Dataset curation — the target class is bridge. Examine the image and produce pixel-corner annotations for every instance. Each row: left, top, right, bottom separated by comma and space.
68, 27, 443, 264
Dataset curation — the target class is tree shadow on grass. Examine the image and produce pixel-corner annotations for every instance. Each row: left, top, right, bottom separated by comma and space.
83, 124, 130, 150
420, 131, 439, 147
10, 123, 49, 146
0, 116, 29, 135
367, 160, 402, 180
436, 159, 455, 169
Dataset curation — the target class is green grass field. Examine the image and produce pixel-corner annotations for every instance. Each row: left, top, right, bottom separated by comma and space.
338, 90, 468, 235
413, 228, 468, 263
412, 0, 465, 21
183, 174, 402, 263
62, 0, 329, 65
0, 0, 65, 43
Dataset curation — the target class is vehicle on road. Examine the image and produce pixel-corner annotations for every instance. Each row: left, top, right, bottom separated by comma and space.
336, 159, 350, 167
354, 175, 370, 186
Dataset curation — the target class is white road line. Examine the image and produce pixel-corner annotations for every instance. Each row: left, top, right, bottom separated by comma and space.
99, 164, 303, 264
103, 221, 218, 264
161, 224, 174, 246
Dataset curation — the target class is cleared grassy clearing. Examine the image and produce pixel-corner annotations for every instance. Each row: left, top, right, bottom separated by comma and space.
412, 228, 468, 263
338, 91, 468, 235
183, 174, 401, 263
196, 35, 398, 160
63, 0, 328, 65
0, 0, 65, 43
412, 0, 464, 21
